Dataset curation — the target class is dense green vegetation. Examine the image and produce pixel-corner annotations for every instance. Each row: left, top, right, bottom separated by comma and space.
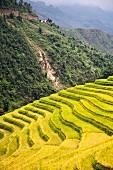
0, 76, 113, 169
0, 16, 56, 115
62, 28, 113, 54
1, 7, 113, 114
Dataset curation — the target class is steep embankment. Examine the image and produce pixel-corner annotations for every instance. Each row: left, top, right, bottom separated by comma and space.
0, 76, 113, 169
1, 15, 113, 115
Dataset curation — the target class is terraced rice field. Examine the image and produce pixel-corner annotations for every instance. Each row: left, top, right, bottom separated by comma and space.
0, 76, 113, 170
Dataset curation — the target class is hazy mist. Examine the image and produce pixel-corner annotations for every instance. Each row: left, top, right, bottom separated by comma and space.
31, 0, 113, 11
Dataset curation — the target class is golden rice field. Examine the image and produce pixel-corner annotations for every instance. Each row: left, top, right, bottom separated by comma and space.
0, 76, 113, 170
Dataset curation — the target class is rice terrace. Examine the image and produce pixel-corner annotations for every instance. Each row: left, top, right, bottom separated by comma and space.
0, 76, 113, 170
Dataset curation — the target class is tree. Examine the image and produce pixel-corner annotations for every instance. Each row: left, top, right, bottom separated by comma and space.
9, 12, 14, 18
3, 99, 9, 112
24, 2, 32, 12
47, 18, 52, 23
14, 0, 17, 5
101, 66, 113, 78
38, 27, 42, 34
19, 0, 23, 6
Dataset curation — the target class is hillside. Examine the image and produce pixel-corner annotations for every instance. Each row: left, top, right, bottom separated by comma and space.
1, 14, 113, 115
0, 16, 56, 115
0, 76, 113, 169
62, 28, 113, 54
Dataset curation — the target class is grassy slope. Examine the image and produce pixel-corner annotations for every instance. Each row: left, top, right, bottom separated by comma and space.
0, 76, 113, 169
1, 15, 113, 115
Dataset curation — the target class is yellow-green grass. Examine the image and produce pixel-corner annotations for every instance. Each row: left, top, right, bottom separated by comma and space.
58, 91, 113, 134
32, 100, 55, 113
51, 108, 78, 140
0, 130, 4, 140
3, 115, 25, 129
5, 135, 19, 156
33, 136, 113, 170
0, 116, 15, 133
63, 87, 113, 112
80, 99, 113, 119
73, 101, 113, 136
17, 108, 38, 121
1, 76, 113, 169
67, 87, 113, 105
29, 121, 46, 146
38, 113, 62, 145
95, 78, 113, 86
7, 128, 33, 159
85, 82, 113, 91
46, 135, 113, 168
10, 139, 79, 170
40, 97, 81, 139
12, 113, 32, 124
107, 76, 113, 81
23, 105, 46, 118
0, 133, 11, 157
24, 105, 47, 119
26, 105, 62, 145
82, 96, 113, 112
8, 145, 59, 170
75, 85, 113, 97
0, 117, 14, 157
50, 94, 102, 134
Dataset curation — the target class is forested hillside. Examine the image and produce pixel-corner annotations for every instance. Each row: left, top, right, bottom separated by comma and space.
1, 8, 113, 114
0, 17, 56, 115
63, 28, 113, 54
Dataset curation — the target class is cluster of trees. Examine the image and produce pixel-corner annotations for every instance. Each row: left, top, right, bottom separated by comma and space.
0, 0, 32, 13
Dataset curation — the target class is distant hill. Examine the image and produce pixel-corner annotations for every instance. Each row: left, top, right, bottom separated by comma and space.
62, 28, 113, 54
59, 4, 113, 34
25, 0, 113, 34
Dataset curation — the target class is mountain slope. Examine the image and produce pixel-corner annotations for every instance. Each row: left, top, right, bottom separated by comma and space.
0, 76, 113, 169
62, 28, 113, 54
0, 16, 56, 114
1, 15, 113, 114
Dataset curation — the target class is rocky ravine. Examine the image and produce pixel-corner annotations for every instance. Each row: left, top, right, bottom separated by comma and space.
38, 48, 62, 90
26, 36, 62, 90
